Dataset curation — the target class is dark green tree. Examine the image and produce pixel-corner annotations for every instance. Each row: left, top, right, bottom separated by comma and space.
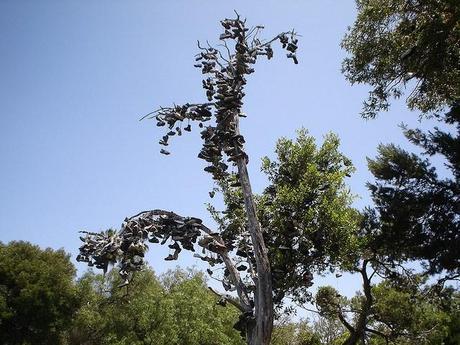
342, 0, 460, 118
343, 0, 460, 279
305, 131, 460, 345
309, 196, 455, 345
365, 103, 459, 276
301, 2, 460, 343
0, 241, 79, 345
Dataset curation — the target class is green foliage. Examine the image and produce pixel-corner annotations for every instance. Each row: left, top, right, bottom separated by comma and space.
315, 286, 344, 319
342, 5, 460, 342
207, 129, 360, 308
68, 267, 244, 345
0, 241, 79, 345
271, 319, 321, 345
310, 316, 345, 345
342, 0, 460, 118
313, 280, 455, 345
367, 103, 460, 273
163, 269, 244, 345
68, 268, 175, 345
444, 292, 460, 345
342, 0, 460, 274
369, 281, 451, 344
259, 129, 360, 303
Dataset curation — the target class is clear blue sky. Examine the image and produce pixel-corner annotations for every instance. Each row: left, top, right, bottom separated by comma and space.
0, 1, 429, 299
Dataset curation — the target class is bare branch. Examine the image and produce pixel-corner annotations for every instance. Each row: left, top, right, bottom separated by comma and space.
208, 286, 247, 312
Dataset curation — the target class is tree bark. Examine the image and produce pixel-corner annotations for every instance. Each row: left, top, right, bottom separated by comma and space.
341, 260, 372, 345
234, 119, 273, 345
246, 320, 258, 345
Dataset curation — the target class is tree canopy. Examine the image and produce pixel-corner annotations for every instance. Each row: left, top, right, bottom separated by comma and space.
342, 0, 460, 118
343, 0, 460, 276
366, 103, 460, 275
315, 280, 455, 345
259, 130, 358, 304
337, 2, 460, 343
0, 241, 79, 345
68, 267, 244, 345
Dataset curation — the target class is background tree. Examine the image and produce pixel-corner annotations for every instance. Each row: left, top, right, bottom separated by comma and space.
444, 290, 460, 345
0, 241, 79, 345
327, 0, 460, 338
342, 0, 460, 118
77, 14, 358, 345
369, 280, 451, 344
270, 316, 321, 345
68, 267, 244, 345
305, 194, 455, 345
366, 103, 459, 277
311, 316, 346, 345
162, 268, 245, 345
315, 279, 452, 345
343, 0, 460, 283
68, 267, 176, 345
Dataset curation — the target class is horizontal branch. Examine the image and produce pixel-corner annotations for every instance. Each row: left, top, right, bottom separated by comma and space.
208, 286, 246, 312
78, 208, 253, 312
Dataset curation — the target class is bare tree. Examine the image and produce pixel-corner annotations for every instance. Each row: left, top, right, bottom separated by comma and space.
77, 13, 299, 345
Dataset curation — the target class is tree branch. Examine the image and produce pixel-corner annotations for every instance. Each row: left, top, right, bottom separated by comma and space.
365, 327, 390, 345
208, 286, 247, 312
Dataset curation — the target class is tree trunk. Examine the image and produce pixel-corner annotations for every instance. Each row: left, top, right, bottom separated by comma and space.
246, 320, 258, 345
235, 121, 274, 345
237, 151, 273, 345
341, 260, 372, 345
237, 159, 273, 345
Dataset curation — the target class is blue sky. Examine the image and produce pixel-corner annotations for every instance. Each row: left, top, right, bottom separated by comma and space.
0, 1, 432, 300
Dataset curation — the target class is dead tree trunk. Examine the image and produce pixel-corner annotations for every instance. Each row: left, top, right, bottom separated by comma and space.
78, 14, 300, 345
234, 121, 273, 345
